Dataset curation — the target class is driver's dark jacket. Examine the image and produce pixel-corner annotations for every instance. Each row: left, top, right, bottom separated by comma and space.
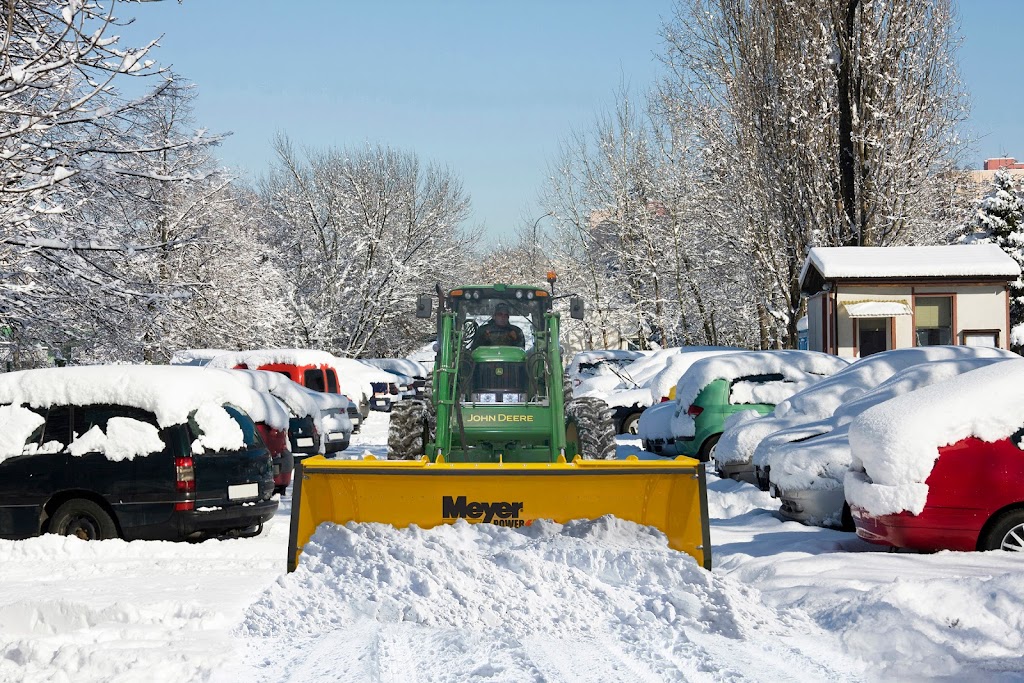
473, 320, 525, 348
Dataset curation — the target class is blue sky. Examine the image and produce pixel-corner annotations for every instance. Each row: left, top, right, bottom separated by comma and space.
119, 1, 1023, 243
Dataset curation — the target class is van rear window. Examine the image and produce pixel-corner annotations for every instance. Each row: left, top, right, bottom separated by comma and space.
304, 369, 326, 392
222, 406, 261, 448
326, 369, 339, 393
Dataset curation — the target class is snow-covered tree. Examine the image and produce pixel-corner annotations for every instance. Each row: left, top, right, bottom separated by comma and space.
959, 170, 1024, 347
261, 137, 479, 358
653, 0, 969, 347
0, 1, 227, 367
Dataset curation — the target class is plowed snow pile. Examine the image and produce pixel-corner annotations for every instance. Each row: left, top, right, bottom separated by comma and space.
224, 518, 865, 682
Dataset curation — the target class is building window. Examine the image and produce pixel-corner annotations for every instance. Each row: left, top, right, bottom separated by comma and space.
915, 296, 953, 346
857, 318, 890, 357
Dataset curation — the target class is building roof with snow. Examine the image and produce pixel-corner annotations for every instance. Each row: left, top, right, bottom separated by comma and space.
799, 245, 1021, 294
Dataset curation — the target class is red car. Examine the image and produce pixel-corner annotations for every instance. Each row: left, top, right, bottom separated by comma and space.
852, 434, 1024, 552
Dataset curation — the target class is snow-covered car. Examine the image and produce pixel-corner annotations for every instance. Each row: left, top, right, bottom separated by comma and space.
637, 397, 678, 456
361, 358, 429, 399
0, 366, 283, 541
669, 350, 849, 461
297, 386, 353, 455
566, 350, 648, 390
846, 359, 1024, 552
713, 346, 1019, 485
757, 355, 1012, 529
576, 346, 739, 434
220, 368, 342, 485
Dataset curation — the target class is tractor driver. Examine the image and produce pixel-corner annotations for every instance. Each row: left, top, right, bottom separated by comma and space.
472, 302, 525, 348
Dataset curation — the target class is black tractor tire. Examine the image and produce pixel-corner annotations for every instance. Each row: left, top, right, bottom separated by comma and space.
49, 499, 118, 541
387, 399, 436, 460
565, 396, 617, 460
697, 433, 721, 463
562, 371, 574, 407
979, 509, 1024, 552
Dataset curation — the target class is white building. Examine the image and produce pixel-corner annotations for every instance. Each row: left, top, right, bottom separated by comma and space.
799, 245, 1020, 359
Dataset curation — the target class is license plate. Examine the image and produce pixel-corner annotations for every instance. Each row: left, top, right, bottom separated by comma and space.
228, 483, 259, 500
328, 431, 344, 440
296, 437, 314, 447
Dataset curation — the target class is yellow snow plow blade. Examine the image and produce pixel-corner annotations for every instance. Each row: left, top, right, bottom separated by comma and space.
288, 455, 711, 571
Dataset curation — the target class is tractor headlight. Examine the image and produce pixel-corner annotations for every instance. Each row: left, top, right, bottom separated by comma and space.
473, 290, 480, 299
464, 291, 471, 299
515, 290, 523, 299
527, 291, 535, 300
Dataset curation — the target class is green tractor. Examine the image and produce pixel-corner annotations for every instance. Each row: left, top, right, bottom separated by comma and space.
387, 281, 616, 462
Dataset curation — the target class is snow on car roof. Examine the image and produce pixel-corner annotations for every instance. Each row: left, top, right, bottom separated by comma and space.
674, 350, 849, 410
578, 346, 742, 406
648, 349, 754, 402
361, 358, 428, 378
799, 244, 1020, 287
846, 358, 1024, 517
168, 349, 233, 366
206, 348, 340, 371
773, 346, 1016, 421
220, 369, 321, 420
0, 365, 289, 431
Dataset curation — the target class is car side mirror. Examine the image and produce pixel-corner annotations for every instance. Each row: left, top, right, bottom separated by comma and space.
569, 297, 584, 320
415, 296, 433, 319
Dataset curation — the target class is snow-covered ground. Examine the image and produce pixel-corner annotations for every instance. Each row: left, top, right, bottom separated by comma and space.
1, 413, 1022, 682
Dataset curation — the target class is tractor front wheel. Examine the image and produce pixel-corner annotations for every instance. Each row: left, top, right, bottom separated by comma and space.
565, 397, 616, 460
387, 400, 435, 460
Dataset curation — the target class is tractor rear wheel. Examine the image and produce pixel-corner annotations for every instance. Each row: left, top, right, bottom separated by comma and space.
387, 400, 435, 460
565, 397, 616, 460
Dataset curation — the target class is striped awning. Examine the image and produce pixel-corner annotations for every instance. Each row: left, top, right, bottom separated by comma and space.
842, 300, 913, 318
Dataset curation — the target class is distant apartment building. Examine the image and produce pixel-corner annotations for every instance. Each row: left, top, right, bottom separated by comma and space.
971, 157, 1024, 184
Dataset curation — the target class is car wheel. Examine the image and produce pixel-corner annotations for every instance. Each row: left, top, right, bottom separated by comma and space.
49, 499, 118, 541
620, 411, 643, 436
980, 509, 1024, 552
840, 503, 855, 532
698, 433, 721, 463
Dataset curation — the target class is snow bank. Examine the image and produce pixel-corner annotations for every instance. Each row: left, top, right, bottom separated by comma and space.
846, 358, 1024, 516
234, 518, 860, 681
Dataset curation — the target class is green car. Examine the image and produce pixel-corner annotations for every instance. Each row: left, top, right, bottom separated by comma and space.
673, 374, 783, 461
669, 350, 851, 462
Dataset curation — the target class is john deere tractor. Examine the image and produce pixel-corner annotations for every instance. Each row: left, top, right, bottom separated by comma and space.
287, 280, 712, 572
387, 282, 615, 463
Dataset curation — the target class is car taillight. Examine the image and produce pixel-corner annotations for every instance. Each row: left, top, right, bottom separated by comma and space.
686, 405, 704, 417
175, 456, 195, 492
660, 396, 671, 403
